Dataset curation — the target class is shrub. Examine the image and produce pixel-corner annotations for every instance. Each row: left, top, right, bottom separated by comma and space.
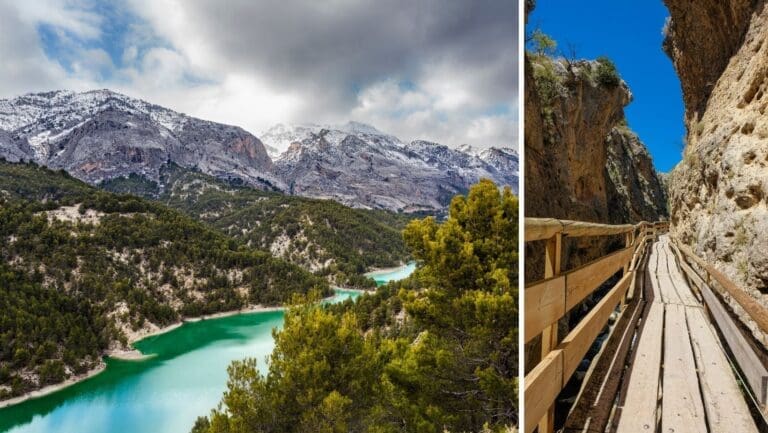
595, 56, 620, 88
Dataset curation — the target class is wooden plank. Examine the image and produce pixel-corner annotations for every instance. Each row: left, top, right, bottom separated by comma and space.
524, 349, 564, 433
685, 306, 758, 432
627, 244, 646, 301
561, 272, 632, 381
524, 276, 565, 343
539, 233, 562, 433
662, 303, 708, 433
561, 220, 634, 238
656, 250, 682, 305
616, 303, 664, 433
525, 218, 562, 242
673, 239, 768, 335
525, 218, 636, 241
699, 279, 768, 407
648, 242, 663, 302
566, 247, 633, 311
662, 241, 698, 306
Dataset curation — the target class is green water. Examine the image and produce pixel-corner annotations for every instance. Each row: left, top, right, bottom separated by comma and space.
0, 289, 364, 433
365, 262, 416, 286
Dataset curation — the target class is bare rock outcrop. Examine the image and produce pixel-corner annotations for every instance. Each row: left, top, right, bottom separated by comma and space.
665, 0, 768, 344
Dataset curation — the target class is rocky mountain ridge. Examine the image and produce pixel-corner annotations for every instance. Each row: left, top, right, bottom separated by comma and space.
267, 122, 517, 212
0, 90, 518, 213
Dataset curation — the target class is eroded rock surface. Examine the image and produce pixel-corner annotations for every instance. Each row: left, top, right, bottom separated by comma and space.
525, 54, 668, 280
665, 0, 768, 344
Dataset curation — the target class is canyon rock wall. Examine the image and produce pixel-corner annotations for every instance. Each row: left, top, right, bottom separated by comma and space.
665, 0, 768, 343
525, 55, 668, 280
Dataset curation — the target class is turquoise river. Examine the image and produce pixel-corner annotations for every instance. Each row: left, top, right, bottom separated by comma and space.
0, 263, 415, 433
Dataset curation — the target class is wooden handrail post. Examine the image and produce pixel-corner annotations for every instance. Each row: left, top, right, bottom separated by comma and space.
539, 232, 562, 433
622, 232, 633, 306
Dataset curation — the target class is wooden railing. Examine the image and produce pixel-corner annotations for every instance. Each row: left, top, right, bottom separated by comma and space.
524, 218, 669, 433
670, 237, 768, 410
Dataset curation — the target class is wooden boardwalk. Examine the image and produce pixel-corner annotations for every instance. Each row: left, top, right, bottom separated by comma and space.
616, 235, 758, 433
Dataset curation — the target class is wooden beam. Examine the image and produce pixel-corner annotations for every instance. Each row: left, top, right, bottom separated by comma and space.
616, 303, 664, 433
525, 218, 563, 242
662, 303, 707, 433
524, 246, 632, 343
524, 276, 566, 343
674, 239, 768, 335
561, 272, 632, 382
699, 277, 768, 408
524, 272, 632, 433
525, 350, 564, 433
525, 218, 635, 242
539, 233, 562, 433
686, 306, 759, 432
566, 247, 633, 311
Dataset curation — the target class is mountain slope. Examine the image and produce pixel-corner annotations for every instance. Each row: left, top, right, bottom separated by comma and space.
265, 122, 518, 212
102, 164, 413, 288
0, 90, 518, 213
0, 161, 328, 400
0, 90, 280, 190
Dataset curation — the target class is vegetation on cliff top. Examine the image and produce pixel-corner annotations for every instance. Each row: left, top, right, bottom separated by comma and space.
191, 179, 518, 433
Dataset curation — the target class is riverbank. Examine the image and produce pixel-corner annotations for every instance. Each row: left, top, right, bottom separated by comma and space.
0, 296, 348, 409
0, 364, 105, 409
364, 262, 410, 276
0, 303, 288, 408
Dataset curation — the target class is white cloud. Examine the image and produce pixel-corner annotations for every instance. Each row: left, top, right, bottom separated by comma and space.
0, 0, 517, 150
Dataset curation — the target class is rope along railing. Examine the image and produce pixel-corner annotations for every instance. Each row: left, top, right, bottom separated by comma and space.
670, 237, 768, 412
524, 218, 669, 433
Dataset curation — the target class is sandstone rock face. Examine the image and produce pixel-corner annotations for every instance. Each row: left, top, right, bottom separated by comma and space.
526, 56, 667, 224
525, 55, 668, 280
606, 127, 669, 223
665, 0, 768, 344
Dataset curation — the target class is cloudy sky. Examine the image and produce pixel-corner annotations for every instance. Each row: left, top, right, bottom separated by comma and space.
0, 0, 517, 149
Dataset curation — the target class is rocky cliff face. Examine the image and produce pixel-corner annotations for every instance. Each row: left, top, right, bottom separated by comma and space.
525, 56, 667, 225
665, 0, 768, 343
525, 54, 668, 280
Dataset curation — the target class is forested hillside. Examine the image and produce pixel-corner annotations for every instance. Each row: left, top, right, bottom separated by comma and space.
0, 161, 328, 400
192, 179, 518, 433
103, 164, 413, 288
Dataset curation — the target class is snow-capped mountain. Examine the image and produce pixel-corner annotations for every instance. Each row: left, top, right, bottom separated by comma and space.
0, 90, 280, 189
0, 90, 518, 212
272, 124, 518, 212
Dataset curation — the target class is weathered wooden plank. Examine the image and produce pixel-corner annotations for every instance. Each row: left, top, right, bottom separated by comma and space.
686, 306, 758, 432
616, 302, 664, 433
524, 276, 566, 343
525, 218, 636, 241
524, 349, 563, 433
656, 249, 682, 305
561, 272, 632, 381
525, 218, 562, 242
662, 241, 699, 306
699, 279, 768, 407
662, 303, 707, 433
648, 243, 663, 302
673, 239, 768, 335
561, 220, 635, 238
566, 247, 633, 311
